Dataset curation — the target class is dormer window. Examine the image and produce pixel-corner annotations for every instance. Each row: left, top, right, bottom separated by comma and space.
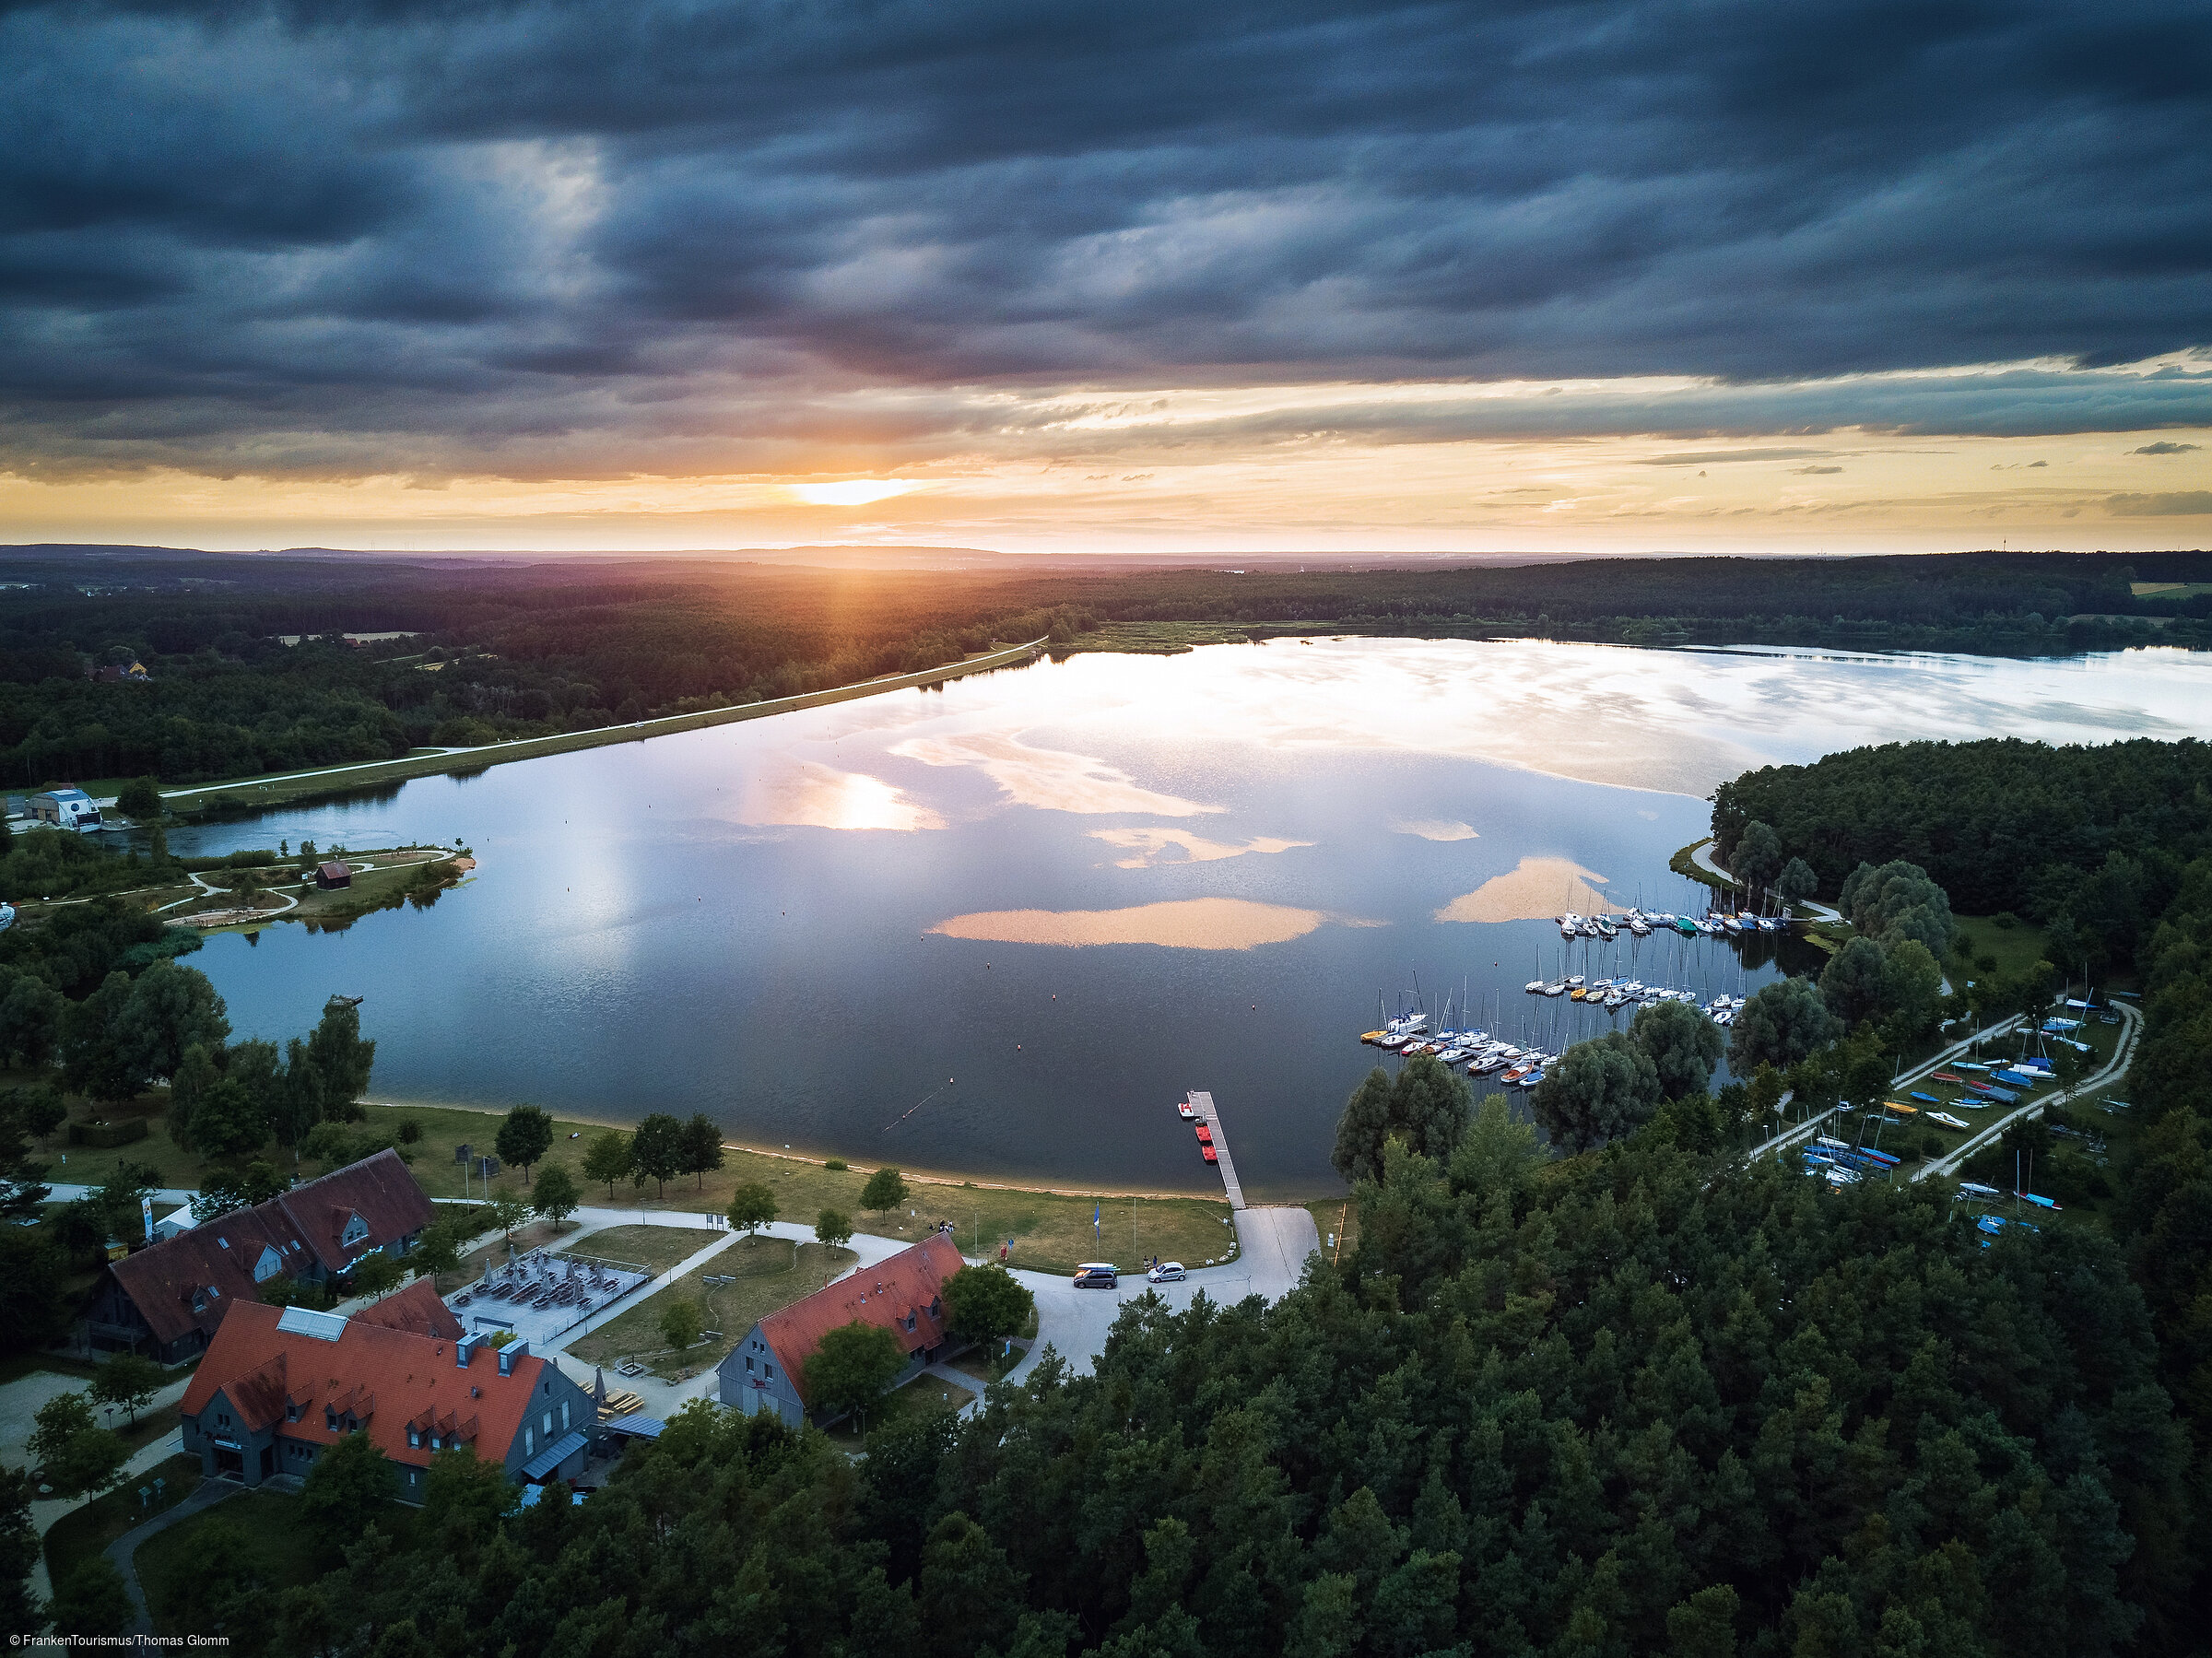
325, 1408, 337, 1430
408, 1427, 420, 1448
287, 1404, 299, 1423
341, 1213, 370, 1248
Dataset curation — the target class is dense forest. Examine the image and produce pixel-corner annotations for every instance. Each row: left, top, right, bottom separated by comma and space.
0, 546, 2204, 794
1712, 738, 2212, 974
30, 1099, 2198, 1658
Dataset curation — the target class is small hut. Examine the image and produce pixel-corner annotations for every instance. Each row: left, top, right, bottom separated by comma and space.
315, 860, 352, 889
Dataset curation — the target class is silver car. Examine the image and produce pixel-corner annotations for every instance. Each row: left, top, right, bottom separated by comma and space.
1145, 1261, 1186, 1284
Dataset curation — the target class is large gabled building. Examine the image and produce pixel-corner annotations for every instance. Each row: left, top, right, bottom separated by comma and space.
91, 1148, 439, 1361
718, 1232, 967, 1427
180, 1281, 593, 1498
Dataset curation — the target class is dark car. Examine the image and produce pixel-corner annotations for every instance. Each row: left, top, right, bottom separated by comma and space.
1072, 1264, 1119, 1288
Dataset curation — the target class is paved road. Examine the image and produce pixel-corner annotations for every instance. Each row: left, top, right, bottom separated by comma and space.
1746, 1013, 2025, 1162
1915, 1001, 2140, 1182
107, 1475, 241, 1636
1002, 1205, 1321, 1390
1687, 838, 1843, 922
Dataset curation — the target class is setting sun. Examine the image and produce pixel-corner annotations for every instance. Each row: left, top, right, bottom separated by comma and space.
785, 479, 921, 507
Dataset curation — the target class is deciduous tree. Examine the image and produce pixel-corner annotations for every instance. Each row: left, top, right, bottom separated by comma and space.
804, 1320, 905, 1430
1630, 997, 1725, 1100
1727, 976, 1840, 1075
89, 1351, 161, 1427
532, 1163, 581, 1227
629, 1112, 685, 1197
1529, 1032, 1663, 1153
943, 1263, 1033, 1346
494, 1104, 554, 1185
861, 1166, 909, 1215
582, 1130, 633, 1199
815, 1207, 853, 1251
727, 1181, 778, 1237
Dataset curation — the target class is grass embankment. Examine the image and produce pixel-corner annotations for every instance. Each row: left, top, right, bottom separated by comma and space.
564, 1237, 857, 1382
360, 1100, 1241, 1276
42, 1452, 200, 1585
158, 639, 1044, 817
41, 1093, 1248, 1276
2, 847, 464, 939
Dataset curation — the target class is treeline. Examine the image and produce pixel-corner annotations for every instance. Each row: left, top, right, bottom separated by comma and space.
1, 547, 2206, 793
996, 550, 2212, 653
45, 1098, 2198, 1656
0, 554, 1093, 788
1712, 737, 2212, 973
0, 895, 385, 1353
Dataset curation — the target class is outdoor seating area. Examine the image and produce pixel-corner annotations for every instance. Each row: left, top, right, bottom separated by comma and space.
448, 1248, 651, 1347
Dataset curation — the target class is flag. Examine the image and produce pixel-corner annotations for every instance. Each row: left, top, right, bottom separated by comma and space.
1093, 1202, 1100, 1241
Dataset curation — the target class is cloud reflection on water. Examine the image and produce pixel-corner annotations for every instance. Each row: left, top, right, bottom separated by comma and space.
1436, 856, 1614, 923
892, 730, 1219, 815
929, 898, 1347, 949
1089, 827, 1312, 867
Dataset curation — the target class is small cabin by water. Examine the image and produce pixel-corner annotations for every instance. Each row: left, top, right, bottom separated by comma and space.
315, 861, 352, 889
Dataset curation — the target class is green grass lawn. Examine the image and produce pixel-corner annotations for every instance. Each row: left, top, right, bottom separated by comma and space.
1950, 912, 2055, 982
552, 1224, 718, 1276
565, 1238, 856, 1381
31, 1082, 1263, 1278
41, 1452, 200, 1584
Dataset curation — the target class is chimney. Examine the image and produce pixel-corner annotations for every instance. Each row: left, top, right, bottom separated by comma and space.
497, 1338, 531, 1377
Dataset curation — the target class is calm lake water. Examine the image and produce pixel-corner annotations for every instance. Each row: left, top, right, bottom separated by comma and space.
162, 640, 2211, 1199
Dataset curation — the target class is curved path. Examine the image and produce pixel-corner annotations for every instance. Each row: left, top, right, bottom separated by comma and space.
1686, 838, 1842, 923
1914, 1001, 2140, 1182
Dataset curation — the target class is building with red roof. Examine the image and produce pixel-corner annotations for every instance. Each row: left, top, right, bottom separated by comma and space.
91, 1148, 439, 1361
180, 1292, 592, 1497
718, 1231, 967, 1426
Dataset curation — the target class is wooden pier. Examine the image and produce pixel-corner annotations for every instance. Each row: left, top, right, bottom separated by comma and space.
1188, 1090, 1245, 1210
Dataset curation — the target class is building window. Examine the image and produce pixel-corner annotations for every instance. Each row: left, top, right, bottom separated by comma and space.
524, 1428, 535, 1456
542, 1410, 553, 1436
408, 1428, 420, 1448
560, 1401, 571, 1431
745, 1357, 753, 1373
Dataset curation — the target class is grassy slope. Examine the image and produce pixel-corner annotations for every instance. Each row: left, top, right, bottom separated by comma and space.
41, 1452, 200, 1584
45, 1094, 1245, 1277
563, 1237, 858, 1382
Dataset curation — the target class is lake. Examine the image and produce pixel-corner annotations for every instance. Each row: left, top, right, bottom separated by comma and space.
161, 639, 2211, 1199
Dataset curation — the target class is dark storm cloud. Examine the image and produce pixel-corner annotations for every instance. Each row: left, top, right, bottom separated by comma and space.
2, 0, 2210, 477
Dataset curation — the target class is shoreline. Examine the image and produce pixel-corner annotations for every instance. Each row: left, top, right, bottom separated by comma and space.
155, 636, 1048, 817
359, 1096, 1334, 1206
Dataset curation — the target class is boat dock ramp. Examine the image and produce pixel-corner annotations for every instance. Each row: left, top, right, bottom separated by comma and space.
1188, 1090, 1245, 1210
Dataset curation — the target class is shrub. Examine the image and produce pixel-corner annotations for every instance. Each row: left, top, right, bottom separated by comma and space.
67, 1118, 147, 1148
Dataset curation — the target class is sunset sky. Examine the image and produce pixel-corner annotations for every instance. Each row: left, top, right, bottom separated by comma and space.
4, 0, 2207, 554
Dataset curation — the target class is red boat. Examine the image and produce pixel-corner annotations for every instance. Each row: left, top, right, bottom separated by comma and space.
1195, 1125, 1214, 1144
1201, 1144, 1218, 1163
1932, 1071, 1962, 1084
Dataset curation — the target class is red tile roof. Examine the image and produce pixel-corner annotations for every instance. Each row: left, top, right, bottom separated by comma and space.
182, 1300, 548, 1471
349, 1277, 465, 1340
107, 1150, 437, 1347
108, 1205, 313, 1348
276, 1148, 436, 1276
758, 1233, 965, 1408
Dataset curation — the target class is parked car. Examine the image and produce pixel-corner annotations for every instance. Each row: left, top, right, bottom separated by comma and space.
1147, 1261, 1186, 1284
1072, 1264, 1119, 1288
